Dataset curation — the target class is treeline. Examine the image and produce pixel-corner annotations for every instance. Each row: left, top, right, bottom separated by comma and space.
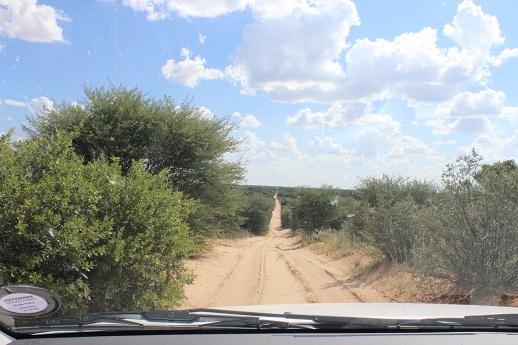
285, 151, 518, 299
0, 83, 272, 314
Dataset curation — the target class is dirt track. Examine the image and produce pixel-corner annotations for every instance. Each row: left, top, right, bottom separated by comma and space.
180, 194, 371, 308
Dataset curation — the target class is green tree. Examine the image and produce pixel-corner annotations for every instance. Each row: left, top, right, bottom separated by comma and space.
239, 192, 275, 235
425, 150, 518, 299
291, 185, 344, 233
25, 83, 245, 237
353, 175, 437, 263
0, 131, 196, 314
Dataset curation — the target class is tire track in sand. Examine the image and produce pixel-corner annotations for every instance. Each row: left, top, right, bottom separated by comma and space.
179, 193, 362, 308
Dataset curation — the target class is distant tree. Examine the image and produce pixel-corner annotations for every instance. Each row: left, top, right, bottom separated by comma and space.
0, 131, 196, 314
291, 185, 344, 233
25, 83, 245, 237
239, 192, 275, 235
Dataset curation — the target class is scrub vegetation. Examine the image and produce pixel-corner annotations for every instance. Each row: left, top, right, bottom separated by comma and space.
1, 83, 517, 312
287, 150, 518, 299
0, 83, 269, 314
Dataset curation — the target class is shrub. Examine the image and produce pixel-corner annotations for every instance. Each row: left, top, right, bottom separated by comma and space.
0, 132, 197, 314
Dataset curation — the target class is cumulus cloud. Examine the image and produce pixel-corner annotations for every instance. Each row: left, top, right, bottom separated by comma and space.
2, 98, 26, 107
378, 135, 436, 167
0, 0, 69, 42
443, 0, 503, 51
231, 112, 262, 127
268, 132, 304, 159
240, 130, 265, 154
309, 136, 348, 154
122, 0, 249, 19
196, 105, 215, 120
426, 116, 493, 135
287, 102, 371, 129
227, 0, 359, 98
241, 114, 261, 127
435, 89, 505, 117
161, 48, 225, 87
29, 96, 53, 114
228, 0, 516, 107
500, 106, 518, 122
198, 32, 206, 44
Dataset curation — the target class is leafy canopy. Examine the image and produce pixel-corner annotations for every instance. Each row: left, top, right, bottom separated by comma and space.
25, 83, 245, 236
0, 131, 196, 314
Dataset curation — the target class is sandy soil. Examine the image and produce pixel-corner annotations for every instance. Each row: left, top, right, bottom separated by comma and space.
179, 195, 386, 309
179, 194, 518, 308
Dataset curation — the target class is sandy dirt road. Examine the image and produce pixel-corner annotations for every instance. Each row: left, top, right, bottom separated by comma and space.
179, 194, 366, 308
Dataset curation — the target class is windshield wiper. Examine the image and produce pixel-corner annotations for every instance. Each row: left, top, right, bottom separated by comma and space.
14, 309, 518, 334
396, 314, 518, 330
15, 309, 307, 334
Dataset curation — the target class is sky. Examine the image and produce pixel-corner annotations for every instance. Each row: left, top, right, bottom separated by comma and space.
1, 0, 518, 188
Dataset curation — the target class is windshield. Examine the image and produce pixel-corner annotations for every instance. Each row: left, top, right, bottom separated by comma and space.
1, 0, 518, 336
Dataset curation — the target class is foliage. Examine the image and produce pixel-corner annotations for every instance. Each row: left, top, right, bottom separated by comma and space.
239, 191, 275, 235
290, 185, 345, 233
0, 132, 196, 314
25, 83, 245, 237
353, 175, 438, 263
424, 150, 518, 295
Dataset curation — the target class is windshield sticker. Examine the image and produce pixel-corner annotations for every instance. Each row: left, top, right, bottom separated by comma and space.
0, 293, 49, 314
0, 286, 62, 318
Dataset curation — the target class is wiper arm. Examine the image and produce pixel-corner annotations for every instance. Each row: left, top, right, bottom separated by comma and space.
398, 314, 518, 329
16, 309, 518, 334
16, 309, 307, 334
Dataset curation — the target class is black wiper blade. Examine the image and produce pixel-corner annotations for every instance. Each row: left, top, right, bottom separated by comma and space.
16, 309, 305, 334
17, 309, 518, 334
399, 314, 518, 329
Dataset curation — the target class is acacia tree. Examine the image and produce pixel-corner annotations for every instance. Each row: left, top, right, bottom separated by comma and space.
25, 83, 245, 237
353, 175, 437, 263
0, 131, 196, 314
291, 185, 343, 233
425, 150, 518, 298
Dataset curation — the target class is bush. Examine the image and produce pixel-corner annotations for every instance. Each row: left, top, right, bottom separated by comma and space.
353, 175, 437, 263
423, 150, 518, 296
0, 132, 197, 314
290, 185, 345, 233
240, 192, 275, 235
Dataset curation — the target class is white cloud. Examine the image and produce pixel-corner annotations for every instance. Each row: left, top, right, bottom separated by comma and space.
29, 96, 53, 114
2, 98, 25, 107
227, 0, 359, 99
426, 119, 454, 135
454, 117, 493, 133
378, 135, 436, 168
228, 0, 516, 107
500, 106, 518, 122
161, 48, 225, 87
456, 130, 518, 164
309, 136, 348, 154
426, 116, 493, 135
443, 0, 503, 51
435, 89, 505, 117
197, 105, 214, 120
122, 0, 249, 19
198, 32, 206, 44
434, 139, 457, 145
241, 114, 261, 127
287, 102, 371, 129
0, 0, 69, 43
268, 132, 304, 159
240, 130, 264, 154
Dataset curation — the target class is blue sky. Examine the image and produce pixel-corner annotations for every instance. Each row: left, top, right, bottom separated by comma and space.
1, 0, 518, 188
